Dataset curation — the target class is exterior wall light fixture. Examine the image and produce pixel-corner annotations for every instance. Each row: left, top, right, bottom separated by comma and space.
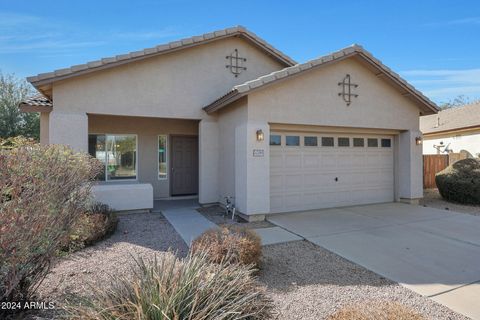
415, 137, 423, 145
256, 129, 264, 141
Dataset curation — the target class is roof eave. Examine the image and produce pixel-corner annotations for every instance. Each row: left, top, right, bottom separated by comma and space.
423, 124, 480, 136
204, 47, 440, 115
27, 26, 296, 95
18, 103, 52, 113
355, 51, 439, 115
203, 89, 243, 113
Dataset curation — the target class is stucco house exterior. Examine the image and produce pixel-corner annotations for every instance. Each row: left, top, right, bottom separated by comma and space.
420, 102, 480, 157
20, 26, 438, 220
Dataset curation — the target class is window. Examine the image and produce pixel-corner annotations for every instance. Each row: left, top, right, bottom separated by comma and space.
321, 137, 334, 147
89, 134, 137, 181
270, 135, 281, 146
88, 135, 106, 181
367, 138, 378, 147
158, 135, 167, 179
304, 136, 318, 146
381, 138, 392, 148
338, 137, 350, 147
286, 136, 300, 146
353, 138, 364, 147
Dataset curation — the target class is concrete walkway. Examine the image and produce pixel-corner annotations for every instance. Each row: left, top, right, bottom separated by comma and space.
268, 203, 480, 320
161, 206, 216, 246
157, 200, 301, 247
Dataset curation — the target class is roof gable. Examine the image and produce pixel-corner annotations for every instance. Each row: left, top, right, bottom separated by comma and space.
204, 45, 439, 115
28, 26, 296, 98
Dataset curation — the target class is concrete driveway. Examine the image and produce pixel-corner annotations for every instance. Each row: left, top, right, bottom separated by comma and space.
268, 203, 480, 319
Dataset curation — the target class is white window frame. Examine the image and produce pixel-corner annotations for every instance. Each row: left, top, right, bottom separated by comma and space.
89, 133, 138, 182
158, 134, 168, 180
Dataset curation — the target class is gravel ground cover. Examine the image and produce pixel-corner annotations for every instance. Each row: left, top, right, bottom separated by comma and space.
260, 241, 468, 320
34, 212, 188, 318
197, 204, 275, 229
421, 189, 480, 216
31, 208, 466, 320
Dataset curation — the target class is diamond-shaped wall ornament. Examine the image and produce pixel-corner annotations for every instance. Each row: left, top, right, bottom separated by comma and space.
225, 49, 247, 77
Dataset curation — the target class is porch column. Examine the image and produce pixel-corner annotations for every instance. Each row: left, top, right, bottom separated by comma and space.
39, 112, 50, 145
397, 130, 423, 203
235, 121, 270, 218
49, 111, 88, 152
198, 119, 220, 204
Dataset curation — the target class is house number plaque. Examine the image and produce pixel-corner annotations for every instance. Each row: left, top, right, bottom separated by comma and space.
253, 149, 264, 157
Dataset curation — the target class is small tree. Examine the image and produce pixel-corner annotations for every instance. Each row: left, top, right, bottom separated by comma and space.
0, 71, 39, 139
0, 144, 102, 311
439, 95, 480, 110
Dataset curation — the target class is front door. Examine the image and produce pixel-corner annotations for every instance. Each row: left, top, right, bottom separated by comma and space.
171, 136, 199, 196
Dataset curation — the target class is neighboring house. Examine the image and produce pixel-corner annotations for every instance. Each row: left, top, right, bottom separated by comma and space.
19, 26, 438, 220
420, 102, 480, 157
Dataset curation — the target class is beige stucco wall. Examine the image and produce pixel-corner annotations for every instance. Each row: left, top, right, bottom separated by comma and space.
227, 57, 425, 215
247, 58, 421, 131
51, 37, 285, 120
39, 112, 49, 145
217, 98, 248, 205
89, 114, 198, 199
198, 118, 220, 204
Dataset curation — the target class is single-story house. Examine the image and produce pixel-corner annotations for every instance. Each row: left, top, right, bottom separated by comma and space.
420, 102, 480, 157
20, 26, 438, 220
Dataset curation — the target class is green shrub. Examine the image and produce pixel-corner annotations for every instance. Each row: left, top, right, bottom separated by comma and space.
191, 226, 262, 267
67, 252, 273, 320
0, 144, 102, 309
435, 158, 480, 204
60, 202, 118, 253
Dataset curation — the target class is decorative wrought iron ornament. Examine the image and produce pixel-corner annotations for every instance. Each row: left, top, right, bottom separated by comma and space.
338, 74, 358, 106
226, 49, 247, 77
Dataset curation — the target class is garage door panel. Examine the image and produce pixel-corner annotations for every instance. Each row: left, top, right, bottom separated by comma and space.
270, 174, 284, 192
320, 154, 337, 168
270, 153, 284, 169
270, 132, 394, 213
285, 174, 303, 189
285, 154, 302, 168
303, 154, 320, 168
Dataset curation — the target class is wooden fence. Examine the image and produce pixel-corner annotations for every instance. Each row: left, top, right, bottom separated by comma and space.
423, 152, 468, 189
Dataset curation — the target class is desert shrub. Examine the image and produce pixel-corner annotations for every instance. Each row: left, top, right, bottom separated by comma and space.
0, 144, 102, 308
191, 226, 262, 266
60, 202, 118, 253
0, 136, 36, 150
435, 158, 480, 204
328, 301, 424, 320
67, 252, 273, 320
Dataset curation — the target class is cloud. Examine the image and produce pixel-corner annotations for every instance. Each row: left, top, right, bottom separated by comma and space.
401, 68, 480, 102
0, 40, 107, 54
0, 12, 180, 55
0, 13, 41, 27
114, 28, 181, 41
425, 16, 480, 27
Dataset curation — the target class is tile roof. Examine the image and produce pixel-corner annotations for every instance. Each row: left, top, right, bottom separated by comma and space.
27, 26, 296, 94
19, 95, 52, 109
204, 44, 439, 114
420, 102, 480, 134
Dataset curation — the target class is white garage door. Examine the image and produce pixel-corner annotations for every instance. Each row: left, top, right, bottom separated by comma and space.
270, 132, 394, 213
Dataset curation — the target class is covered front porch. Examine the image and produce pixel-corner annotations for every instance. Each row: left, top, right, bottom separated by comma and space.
42, 111, 220, 211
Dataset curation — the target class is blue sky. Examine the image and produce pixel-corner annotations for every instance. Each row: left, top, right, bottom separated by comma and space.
1, 0, 479, 104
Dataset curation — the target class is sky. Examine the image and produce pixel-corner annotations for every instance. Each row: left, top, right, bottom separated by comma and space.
0, 0, 479, 104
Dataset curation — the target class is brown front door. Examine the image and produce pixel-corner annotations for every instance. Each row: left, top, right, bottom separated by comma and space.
171, 136, 199, 196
